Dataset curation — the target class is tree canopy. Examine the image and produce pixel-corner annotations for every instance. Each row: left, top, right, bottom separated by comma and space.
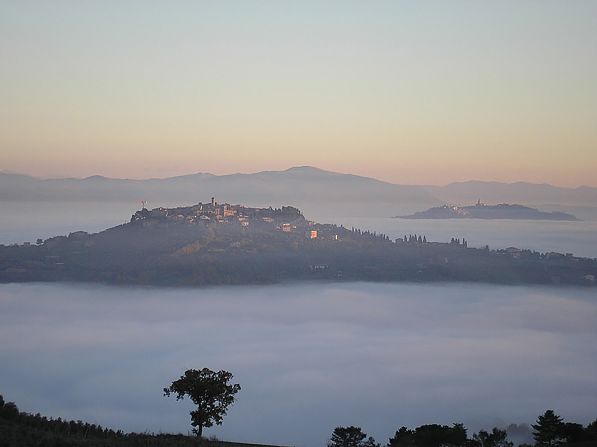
328, 426, 379, 447
163, 368, 241, 437
532, 410, 565, 447
472, 428, 512, 447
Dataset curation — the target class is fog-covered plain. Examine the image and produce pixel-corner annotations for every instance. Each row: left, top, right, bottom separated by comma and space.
0, 282, 595, 447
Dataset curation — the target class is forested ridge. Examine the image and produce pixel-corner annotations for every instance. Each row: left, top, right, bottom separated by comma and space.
1, 203, 596, 287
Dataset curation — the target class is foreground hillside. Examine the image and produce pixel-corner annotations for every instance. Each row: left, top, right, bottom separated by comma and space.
0, 396, 283, 447
2, 394, 596, 447
1, 200, 596, 287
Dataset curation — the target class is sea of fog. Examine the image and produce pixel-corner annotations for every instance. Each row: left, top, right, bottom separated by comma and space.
1, 282, 596, 447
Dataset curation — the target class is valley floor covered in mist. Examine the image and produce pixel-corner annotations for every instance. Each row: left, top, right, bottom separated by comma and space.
0, 282, 595, 446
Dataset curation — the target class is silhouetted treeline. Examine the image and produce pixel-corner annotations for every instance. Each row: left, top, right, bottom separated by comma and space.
0, 394, 273, 447
330, 411, 597, 447
2, 395, 596, 447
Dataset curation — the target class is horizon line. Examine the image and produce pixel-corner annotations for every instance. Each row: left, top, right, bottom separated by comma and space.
1, 166, 595, 190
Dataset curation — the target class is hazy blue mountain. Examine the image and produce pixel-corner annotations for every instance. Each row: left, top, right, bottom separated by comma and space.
2, 168, 596, 218
0, 167, 439, 217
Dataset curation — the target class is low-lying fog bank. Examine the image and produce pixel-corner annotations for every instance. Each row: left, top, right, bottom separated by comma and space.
0, 282, 595, 446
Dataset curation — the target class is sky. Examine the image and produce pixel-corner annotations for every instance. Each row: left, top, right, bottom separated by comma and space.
1, 1, 596, 186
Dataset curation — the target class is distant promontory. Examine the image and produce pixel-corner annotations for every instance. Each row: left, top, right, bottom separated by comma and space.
397, 202, 579, 221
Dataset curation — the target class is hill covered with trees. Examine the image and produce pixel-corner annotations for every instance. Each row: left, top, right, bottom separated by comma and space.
1, 201, 596, 287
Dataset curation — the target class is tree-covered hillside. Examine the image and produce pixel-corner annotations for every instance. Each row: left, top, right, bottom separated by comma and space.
1, 202, 596, 287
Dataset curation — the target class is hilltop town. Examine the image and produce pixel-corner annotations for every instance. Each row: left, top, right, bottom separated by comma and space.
126, 198, 368, 249
131, 198, 324, 238
0, 200, 595, 287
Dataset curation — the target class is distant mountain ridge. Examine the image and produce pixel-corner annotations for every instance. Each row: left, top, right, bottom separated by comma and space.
1, 167, 596, 217
0, 167, 438, 217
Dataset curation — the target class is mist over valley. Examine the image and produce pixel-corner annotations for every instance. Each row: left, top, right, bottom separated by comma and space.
1, 282, 595, 446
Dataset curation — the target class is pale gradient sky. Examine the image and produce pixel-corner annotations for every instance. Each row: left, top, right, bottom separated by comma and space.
1, 1, 596, 186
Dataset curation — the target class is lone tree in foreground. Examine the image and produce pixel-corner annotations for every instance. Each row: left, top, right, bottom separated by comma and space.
164, 368, 241, 437
329, 426, 379, 447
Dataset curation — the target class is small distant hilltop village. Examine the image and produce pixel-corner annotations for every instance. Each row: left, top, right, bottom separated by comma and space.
399, 200, 579, 221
